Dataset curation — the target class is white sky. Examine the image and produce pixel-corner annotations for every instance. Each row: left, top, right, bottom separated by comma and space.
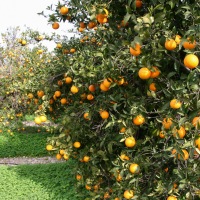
0, 0, 75, 51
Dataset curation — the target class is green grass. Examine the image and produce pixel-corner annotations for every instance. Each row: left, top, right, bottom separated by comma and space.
0, 127, 50, 158
0, 161, 88, 200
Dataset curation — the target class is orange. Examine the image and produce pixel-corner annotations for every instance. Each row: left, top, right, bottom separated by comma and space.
87, 94, 94, 100
162, 118, 173, 129
54, 91, 61, 97
78, 27, 85, 32
40, 115, 47, 122
83, 112, 90, 120
59, 149, 65, 155
61, 98, 67, 105
83, 155, 90, 162
125, 137, 136, 148
63, 49, 69, 54
159, 131, 165, 138
76, 174, 82, 180
103, 78, 112, 87
57, 80, 63, 86
96, 14, 108, 24
150, 66, 160, 78
60, 6, 69, 15
87, 21, 96, 29
56, 43, 62, 48
175, 126, 186, 139
133, 115, 145, 125
149, 83, 156, 91
183, 54, 199, 69
183, 38, 196, 49
88, 84, 96, 92
100, 110, 109, 119
175, 35, 181, 44
63, 154, 69, 160
100, 83, 109, 91
71, 85, 79, 94
116, 173, 123, 182
27, 93, 34, 99
56, 153, 62, 160
65, 76, 73, 84
85, 185, 92, 190
79, 22, 86, 28
123, 190, 134, 199
167, 196, 177, 200
73, 141, 81, 148
46, 144, 53, 151
52, 22, 60, 29
34, 116, 42, 125
170, 99, 182, 109
129, 163, 140, 174
136, 0, 142, 8
165, 39, 177, 50
172, 149, 189, 160
37, 90, 44, 98
195, 137, 200, 150
138, 67, 151, 79
192, 116, 200, 127
129, 43, 141, 56
120, 127, 126, 133
70, 48, 76, 53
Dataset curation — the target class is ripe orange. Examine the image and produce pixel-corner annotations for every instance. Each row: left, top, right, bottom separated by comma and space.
150, 66, 160, 78
100, 83, 109, 91
183, 38, 196, 49
123, 190, 134, 199
85, 185, 92, 190
130, 43, 141, 56
46, 144, 53, 151
138, 67, 151, 79
133, 115, 145, 125
170, 99, 182, 109
40, 115, 47, 122
88, 84, 96, 92
159, 131, 165, 138
175, 126, 186, 139
100, 110, 109, 119
61, 98, 67, 105
195, 137, 200, 150
63, 154, 69, 160
56, 153, 62, 160
136, 0, 142, 8
167, 196, 177, 200
59, 149, 65, 155
70, 48, 76, 53
34, 116, 42, 125
165, 39, 177, 50
60, 6, 69, 15
125, 137, 136, 148
52, 22, 60, 29
76, 174, 82, 180
83, 112, 90, 120
129, 163, 140, 174
120, 127, 126, 133
78, 27, 85, 32
175, 35, 181, 44
65, 76, 73, 84
88, 21, 96, 29
54, 91, 61, 97
57, 80, 63, 86
73, 141, 81, 148
96, 14, 108, 24
87, 94, 94, 100
183, 54, 199, 69
103, 78, 112, 87
83, 155, 90, 162
162, 118, 173, 129
37, 90, 44, 98
149, 83, 156, 91
172, 149, 189, 160
192, 116, 200, 127
79, 22, 86, 28
70, 85, 79, 94
27, 93, 34, 99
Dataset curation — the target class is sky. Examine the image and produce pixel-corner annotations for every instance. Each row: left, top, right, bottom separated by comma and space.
0, 0, 75, 51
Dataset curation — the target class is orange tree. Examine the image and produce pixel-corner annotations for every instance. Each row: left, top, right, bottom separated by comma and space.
39, 0, 200, 199
0, 27, 59, 130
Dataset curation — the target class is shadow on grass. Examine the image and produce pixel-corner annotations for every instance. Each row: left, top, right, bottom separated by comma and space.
0, 128, 51, 158
0, 161, 89, 200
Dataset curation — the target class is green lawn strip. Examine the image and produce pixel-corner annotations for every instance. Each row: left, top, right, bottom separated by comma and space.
0, 161, 88, 200
0, 127, 50, 158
